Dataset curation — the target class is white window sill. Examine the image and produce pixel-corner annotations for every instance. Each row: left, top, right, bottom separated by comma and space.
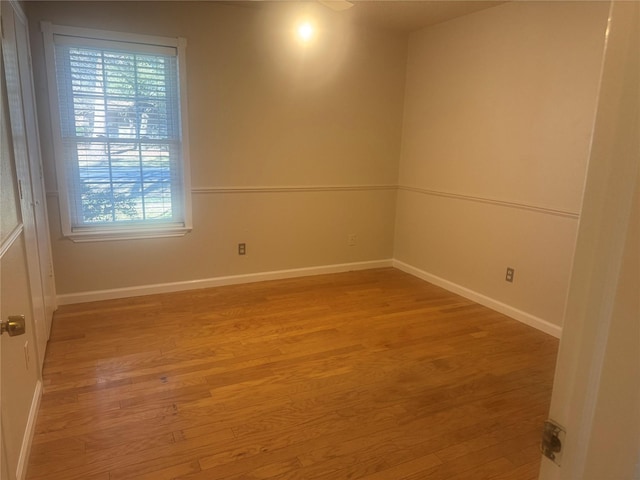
65, 226, 192, 243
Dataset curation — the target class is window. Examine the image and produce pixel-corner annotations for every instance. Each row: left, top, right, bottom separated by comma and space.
42, 23, 191, 241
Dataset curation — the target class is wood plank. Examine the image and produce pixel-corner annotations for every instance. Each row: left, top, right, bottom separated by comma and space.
26, 268, 557, 480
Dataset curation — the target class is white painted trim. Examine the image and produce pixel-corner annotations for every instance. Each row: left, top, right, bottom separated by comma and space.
56, 259, 561, 339
191, 185, 398, 194
8, 0, 26, 23
41, 21, 74, 236
393, 259, 562, 338
47, 184, 398, 197
47, 184, 576, 219
41, 22, 191, 242
67, 226, 191, 243
398, 185, 580, 219
56, 259, 394, 305
49, 23, 179, 49
0, 223, 24, 259
56, 258, 562, 340
177, 36, 192, 233
16, 380, 42, 480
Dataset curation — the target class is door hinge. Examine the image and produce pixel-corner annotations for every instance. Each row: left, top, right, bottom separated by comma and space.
541, 419, 565, 465
18, 179, 24, 199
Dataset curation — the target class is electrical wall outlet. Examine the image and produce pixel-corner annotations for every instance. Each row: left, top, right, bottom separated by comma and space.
347, 234, 357, 246
238, 243, 246, 255
505, 267, 515, 283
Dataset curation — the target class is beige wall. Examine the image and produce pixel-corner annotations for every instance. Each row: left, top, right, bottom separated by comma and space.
28, 1, 612, 335
395, 1, 609, 327
26, 1, 406, 295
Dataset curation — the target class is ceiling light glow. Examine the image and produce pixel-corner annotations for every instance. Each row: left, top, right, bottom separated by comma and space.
297, 22, 314, 42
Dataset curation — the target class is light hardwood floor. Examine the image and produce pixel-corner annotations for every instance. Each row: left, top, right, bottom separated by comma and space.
27, 268, 558, 480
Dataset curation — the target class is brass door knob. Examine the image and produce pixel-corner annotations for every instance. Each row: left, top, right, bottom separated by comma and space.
1, 315, 26, 336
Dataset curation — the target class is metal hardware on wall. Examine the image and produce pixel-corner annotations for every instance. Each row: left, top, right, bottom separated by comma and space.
541, 419, 565, 465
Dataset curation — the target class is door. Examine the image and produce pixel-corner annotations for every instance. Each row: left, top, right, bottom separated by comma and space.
1, 7, 43, 480
1, 56, 39, 480
538, 1, 639, 479
9, 2, 56, 331
1, 0, 54, 370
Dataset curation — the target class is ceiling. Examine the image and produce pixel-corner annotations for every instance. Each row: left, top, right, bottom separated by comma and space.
339, 1, 505, 32
225, 1, 506, 33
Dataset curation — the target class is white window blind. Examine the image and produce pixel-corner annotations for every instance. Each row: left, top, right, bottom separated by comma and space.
43, 24, 191, 241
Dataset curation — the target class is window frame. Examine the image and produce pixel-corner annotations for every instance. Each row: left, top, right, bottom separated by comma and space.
41, 22, 192, 242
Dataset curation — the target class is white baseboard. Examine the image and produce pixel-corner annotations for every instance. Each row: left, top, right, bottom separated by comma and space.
55, 258, 561, 338
16, 379, 42, 480
393, 260, 562, 338
56, 259, 394, 305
